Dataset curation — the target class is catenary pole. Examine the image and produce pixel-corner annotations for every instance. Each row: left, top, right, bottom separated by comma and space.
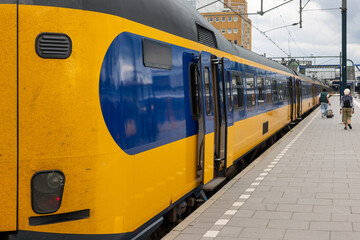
341, 0, 347, 97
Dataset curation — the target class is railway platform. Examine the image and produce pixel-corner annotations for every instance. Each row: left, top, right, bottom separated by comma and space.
164, 95, 360, 240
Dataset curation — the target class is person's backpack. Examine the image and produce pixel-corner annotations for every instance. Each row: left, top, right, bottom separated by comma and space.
343, 96, 351, 107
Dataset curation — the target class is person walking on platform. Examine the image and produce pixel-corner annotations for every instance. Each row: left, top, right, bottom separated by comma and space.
319, 88, 331, 118
340, 88, 354, 130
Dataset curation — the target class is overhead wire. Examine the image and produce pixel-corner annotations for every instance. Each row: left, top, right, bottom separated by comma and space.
276, 4, 307, 56
216, 0, 291, 56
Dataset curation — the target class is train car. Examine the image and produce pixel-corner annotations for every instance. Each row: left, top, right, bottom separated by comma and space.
0, 0, 328, 239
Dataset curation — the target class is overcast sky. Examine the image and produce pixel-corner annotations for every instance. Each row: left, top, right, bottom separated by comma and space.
196, 0, 360, 65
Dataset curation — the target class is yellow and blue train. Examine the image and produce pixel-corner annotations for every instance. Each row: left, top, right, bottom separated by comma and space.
0, 0, 328, 239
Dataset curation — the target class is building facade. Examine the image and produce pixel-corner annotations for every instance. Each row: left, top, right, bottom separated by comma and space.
201, 0, 251, 50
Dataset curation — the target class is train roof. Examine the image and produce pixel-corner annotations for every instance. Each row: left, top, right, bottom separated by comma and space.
23, 0, 317, 81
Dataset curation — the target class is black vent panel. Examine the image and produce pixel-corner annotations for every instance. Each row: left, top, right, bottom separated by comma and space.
36, 33, 72, 59
197, 25, 217, 49
263, 121, 269, 135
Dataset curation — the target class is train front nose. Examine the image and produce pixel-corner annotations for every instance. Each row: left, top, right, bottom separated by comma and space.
0, 2, 18, 232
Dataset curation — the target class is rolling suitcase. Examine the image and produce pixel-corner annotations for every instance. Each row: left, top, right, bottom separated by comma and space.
325, 108, 334, 118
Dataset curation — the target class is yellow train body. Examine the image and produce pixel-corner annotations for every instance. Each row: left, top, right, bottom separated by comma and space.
0, 2, 324, 239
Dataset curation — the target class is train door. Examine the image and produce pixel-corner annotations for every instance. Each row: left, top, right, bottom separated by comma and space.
199, 52, 215, 184
223, 58, 234, 170
0, 3, 18, 231
211, 56, 231, 178
296, 79, 302, 118
312, 84, 316, 106
289, 77, 294, 121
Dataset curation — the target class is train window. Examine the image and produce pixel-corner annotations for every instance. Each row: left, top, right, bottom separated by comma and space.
231, 71, 244, 110
278, 80, 284, 101
265, 77, 272, 104
246, 73, 256, 108
257, 76, 265, 105
143, 38, 172, 70
283, 80, 288, 101
272, 79, 278, 102
226, 71, 233, 112
204, 67, 212, 115
189, 63, 200, 119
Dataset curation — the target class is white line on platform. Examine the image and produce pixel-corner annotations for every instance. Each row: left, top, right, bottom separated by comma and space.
224, 210, 237, 215
239, 194, 250, 199
203, 230, 219, 238
245, 188, 255, 192
232, 202, 244, 207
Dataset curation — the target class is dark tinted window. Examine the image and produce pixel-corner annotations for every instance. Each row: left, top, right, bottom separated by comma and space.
204, 67, 212, 115
143, 38, 172, 70
257, 76, 265, 105
278, 79, 284, 101
189, 64, 200, 119
246, 74, 256, 108
265, 77, 272, 104
283, 79, 288, 100
226, 71, 233, 112
232, 71, 244, 110
272, 79, 278, 102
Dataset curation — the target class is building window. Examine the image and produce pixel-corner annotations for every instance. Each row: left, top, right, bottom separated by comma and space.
228, 16, 232, 22
215, 17, 219, 22
228, 28, 232, 34
234, 16, 238, 22
221, 17, 226, 22
233, 28, 238, 34
209, 17, 213, 22
234, 40, 237, 44
221, 29, 226, 34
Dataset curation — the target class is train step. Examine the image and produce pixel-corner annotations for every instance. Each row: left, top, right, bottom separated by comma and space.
203, 177, 226, 192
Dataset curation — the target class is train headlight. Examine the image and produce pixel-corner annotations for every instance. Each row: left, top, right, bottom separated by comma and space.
31, 171, 65, 214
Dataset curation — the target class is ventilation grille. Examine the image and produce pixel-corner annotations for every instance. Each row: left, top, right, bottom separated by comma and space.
36, 33, 72, 59
263, 121, 269, 135
197, 25, 217, 49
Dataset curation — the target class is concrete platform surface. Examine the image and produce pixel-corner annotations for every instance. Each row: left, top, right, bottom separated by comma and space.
163, 95, 360, 240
